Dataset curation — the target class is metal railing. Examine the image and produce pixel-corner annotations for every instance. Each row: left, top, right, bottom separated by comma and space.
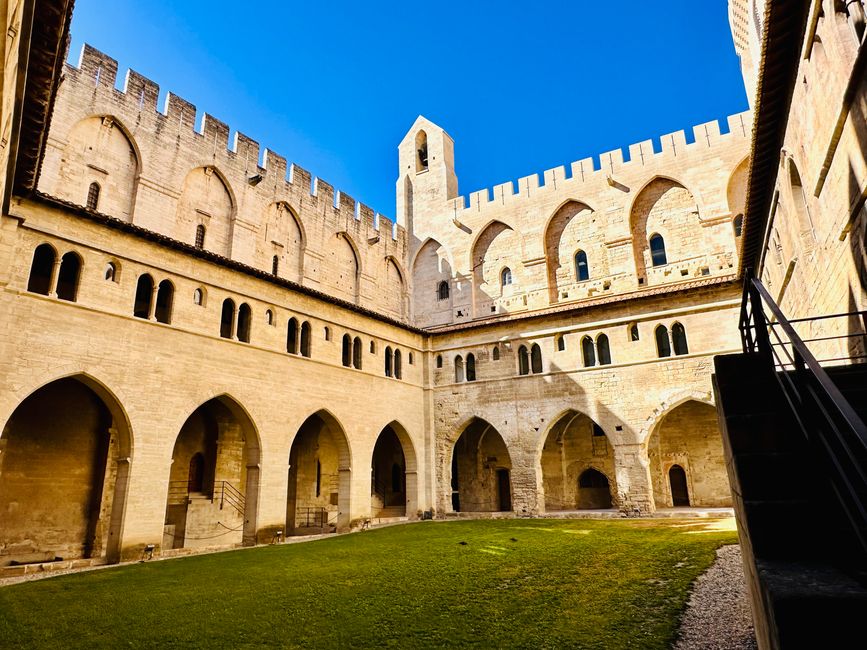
739, 268, 867, 553
218, 481, 245, 517
296, 507, 329, 528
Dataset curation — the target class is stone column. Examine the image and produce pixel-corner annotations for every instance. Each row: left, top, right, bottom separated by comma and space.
613, 442, 655, 514
147, 284, 159, 321
47, 257, 62, 297
231, 305, 239, 341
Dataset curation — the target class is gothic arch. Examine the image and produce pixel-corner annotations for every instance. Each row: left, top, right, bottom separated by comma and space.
543, 200, 598, 303
263, 201, 306, 282
55, 114, 141, 221
328, 232, 361, 303
726, 156, 750, 218
409, 236, 455, 275
470, 220, 521, 308
0, 371, 135, 564
639, 389, 715, 445
176, 166, 236, 256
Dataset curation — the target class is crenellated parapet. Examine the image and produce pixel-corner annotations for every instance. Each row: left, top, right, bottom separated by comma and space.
39, 44, 409, 321
400, 112, 752, 328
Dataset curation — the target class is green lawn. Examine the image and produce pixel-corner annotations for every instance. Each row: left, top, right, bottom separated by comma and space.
0, 518, 738, 649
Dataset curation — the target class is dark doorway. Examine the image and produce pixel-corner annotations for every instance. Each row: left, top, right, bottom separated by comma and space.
496, 468, 512, 512
188, 453, 205, 493
451, 453, 460, 512
577, 468, 612, 509
669, 464, 690, 506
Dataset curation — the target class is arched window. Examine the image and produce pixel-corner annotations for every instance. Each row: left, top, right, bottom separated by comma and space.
193, 287, 205, 306
416, 130, 429, 172
300, 321, 311, 357
385, 346, 393, 377
104, 262, 118, 282
342, 334, 352, 367
436, 354, 443, 369
649, 234, 667, 267
55, 252, 82, 302
556, 334, 566, 352
370, 341, 376, 354
236, 303, 252, 343
733, 214, 744, 238
155, 280, 174, 324
501, 267, 513, 286
324, 326, 331, 341
195, 224, 206, 250
466, 353, 476, 381
408, 352, 414, 365
597, 333, 611, 365
265, 309, 274, 326
530, 343, 542, 374
578, 468, 609, 488
454, 355, 465, 382
272, 255, 279, 276
629, 323, 639, 342
220, 298, 235, 339
287, 318, 299, 354
352, 336, 362, 369
492, 346, 500, 361
27, 244, 55, 295
655, 324, 671, 358
394, 349, 403, 379
518, 345, 529, 375
437, 280, 450, 301
86, 182, 100, 211
582, 336, 596, 367
575, 250, 589, 281
134, 274, 154, 319
672, 322, 689, 356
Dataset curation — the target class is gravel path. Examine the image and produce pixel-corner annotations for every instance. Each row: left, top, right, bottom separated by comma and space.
674, 544, 757, 650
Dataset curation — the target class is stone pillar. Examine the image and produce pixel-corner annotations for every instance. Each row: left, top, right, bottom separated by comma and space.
47, 257, 62, 297
231, 305, 239, 341
337, 466, 352, 531
147, 284, 159, 321
509, 459, 542, 515
242, 463, 260, 546
613, 442, 655, 514
405, 469, 419, 519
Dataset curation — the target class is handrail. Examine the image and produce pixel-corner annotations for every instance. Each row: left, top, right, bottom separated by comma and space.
218, 481, 245, 517
739, 267, 867, 554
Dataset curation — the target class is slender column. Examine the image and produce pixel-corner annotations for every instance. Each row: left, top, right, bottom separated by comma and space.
47, 258, 62, 297
231, 305, 239, 340
147, 284, 159, 321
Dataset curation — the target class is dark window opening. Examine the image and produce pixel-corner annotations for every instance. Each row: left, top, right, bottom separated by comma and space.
582, 336, 596, 367
342, 334, 352, 367
466, 353, 476, 382
353, 337, 363, 369
437, 280, 449, 301
86, 182, 100, 211
394, 349, 403, 379
530, 343, 542, 374
236, 303, 252, 343
220, 299, 235, 339
655, 325, 671, 358
518, 345, 529, 375
575, 250, 589, 281
27, 244, 55, 295
155, 280, 174, 324
134, 274, 154, 319
597, 334, 611, 365
195, 224, 206, 250
56, 252, 82, 302
649, 234, 667, 267
287, 318, 299, 354
672, 322, 689, 356
300, 322, 311, 357
385, 347, 393, 377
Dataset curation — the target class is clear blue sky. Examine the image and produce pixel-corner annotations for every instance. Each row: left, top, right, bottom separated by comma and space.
68, 1, 748, 219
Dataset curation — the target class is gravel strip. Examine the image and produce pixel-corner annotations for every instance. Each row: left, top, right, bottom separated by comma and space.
674, 544, 757, 650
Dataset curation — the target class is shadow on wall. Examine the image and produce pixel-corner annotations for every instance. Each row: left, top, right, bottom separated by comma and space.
848, 90, 867, 360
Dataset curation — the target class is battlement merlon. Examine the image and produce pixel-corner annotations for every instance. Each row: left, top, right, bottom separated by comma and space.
397, 109, 752, 225
64, 43, 405, 246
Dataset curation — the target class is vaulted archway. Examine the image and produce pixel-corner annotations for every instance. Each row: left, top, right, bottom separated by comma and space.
286, 410, 351, 534
0, 375, 133, 565
449, 417, 512, 513
539, 410, 617, 511
370, 421, 418, 519
163, 395, 260, 550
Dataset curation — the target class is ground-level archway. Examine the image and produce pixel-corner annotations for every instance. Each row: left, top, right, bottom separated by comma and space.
370, 422, 418, 519
286, 410, 351, 534
540, 410, 617, 511
0, 376, 132, 565
163, 396, 260, 550
450, 418, 512, 513
647, 399, 731, 508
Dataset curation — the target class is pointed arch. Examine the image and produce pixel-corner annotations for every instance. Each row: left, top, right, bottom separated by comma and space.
0, 372, 135, 563
470, 220, 520, 309
543, 199, 597, 302
384, 255, 407, 318
410, 237, 455, 326
328, 232, 361, 303
27, 242, 57, 295
177, 166, 236, 256
263, 201, 306, 282
726, 156, 750, 219
448, 416, 513, 513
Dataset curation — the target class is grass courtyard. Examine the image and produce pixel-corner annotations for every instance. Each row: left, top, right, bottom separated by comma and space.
0, 518, 738, 649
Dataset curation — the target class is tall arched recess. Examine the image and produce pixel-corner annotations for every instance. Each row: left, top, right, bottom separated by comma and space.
261, 201, 305, 283
163, 395, 261, 550
176, 166, 235, 256
326, 233, 360, 304
0, 375, 133, 565
286, 410, 352, 534
471, 221, 520, 315
449, 417, 513, 513
411, 238, 453, 327
51, 115, 140, 221
370, 421, 419, 519
544, 201, 598, 303
629, 177, 705, 285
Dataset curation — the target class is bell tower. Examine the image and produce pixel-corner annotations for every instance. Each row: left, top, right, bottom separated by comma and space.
395, 116, 458, 239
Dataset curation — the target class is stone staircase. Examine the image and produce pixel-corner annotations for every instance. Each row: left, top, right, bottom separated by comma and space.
714, 353, 867, 649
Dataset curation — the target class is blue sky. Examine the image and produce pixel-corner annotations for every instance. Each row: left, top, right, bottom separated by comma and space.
68, 1, 748, 219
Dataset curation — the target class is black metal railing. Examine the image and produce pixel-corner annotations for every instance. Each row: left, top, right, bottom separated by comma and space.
218, 481, 245, 517
740, 268, 867, 553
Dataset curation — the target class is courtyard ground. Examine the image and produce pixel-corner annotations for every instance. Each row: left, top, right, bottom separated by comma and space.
0, 518, 739, 648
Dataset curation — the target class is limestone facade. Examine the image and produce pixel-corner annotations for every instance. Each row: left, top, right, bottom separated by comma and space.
1, 37, 751, 565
